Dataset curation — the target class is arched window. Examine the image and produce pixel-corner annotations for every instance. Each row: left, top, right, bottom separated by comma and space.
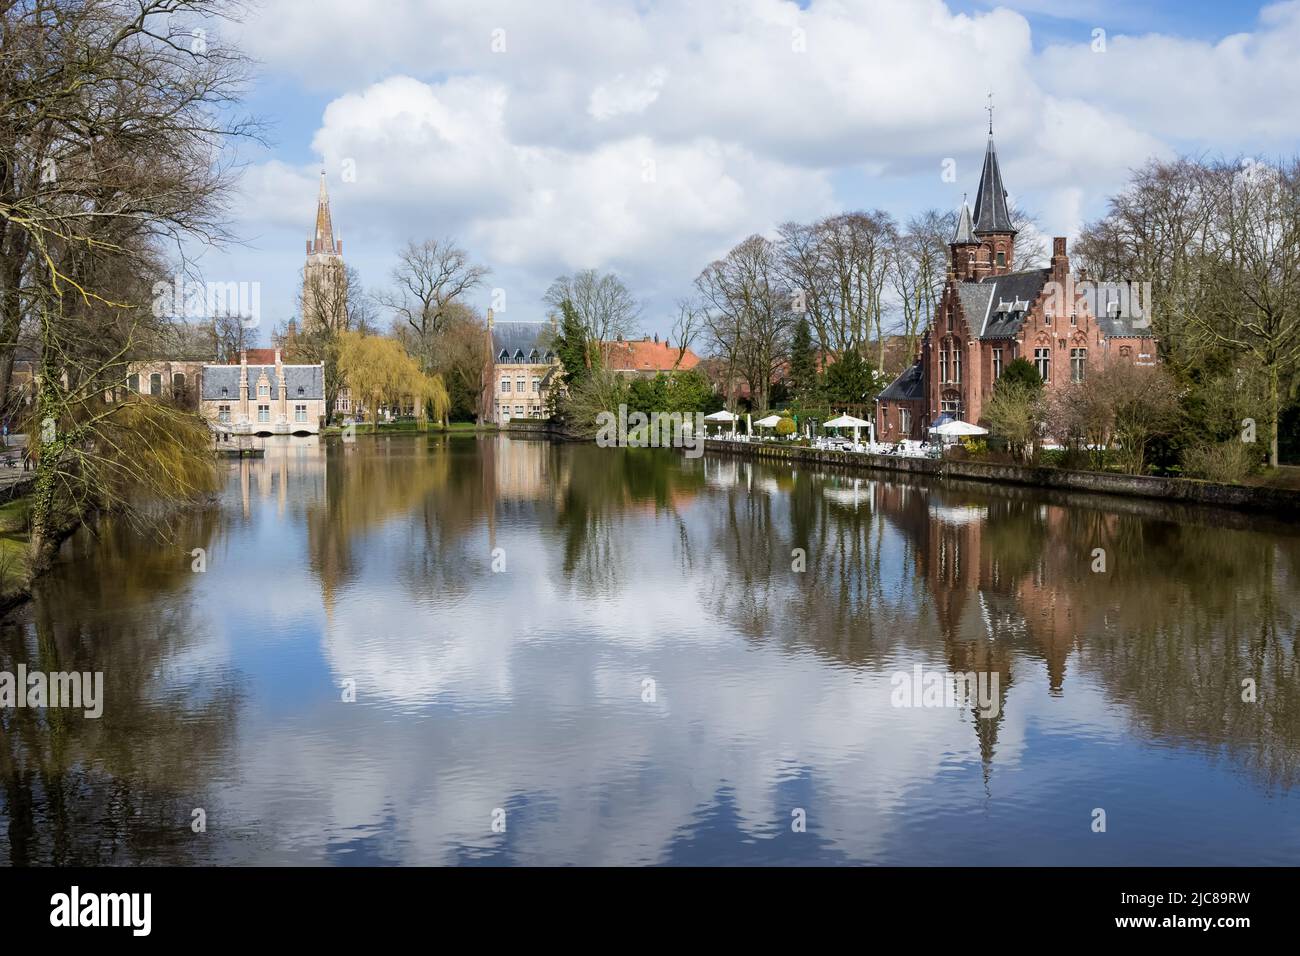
172, 372, 186, 398
149, 373, 162, 396
127, 373, 140, 393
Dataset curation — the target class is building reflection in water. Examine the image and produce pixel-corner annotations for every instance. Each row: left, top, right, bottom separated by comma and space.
1, 435, 1298, 865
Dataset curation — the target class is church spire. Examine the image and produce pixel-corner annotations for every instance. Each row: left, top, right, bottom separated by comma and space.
972, 135, 1015, 235
952, 197, 976, 245
310, 169, 340, 255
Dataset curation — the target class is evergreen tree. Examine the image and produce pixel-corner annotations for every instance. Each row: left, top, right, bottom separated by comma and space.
553, 300, 593, 387
789, 317, 817, 400
822, 348, 882, 406
996, 357, 1045, 397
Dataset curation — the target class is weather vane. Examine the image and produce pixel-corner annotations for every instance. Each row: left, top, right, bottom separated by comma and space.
986, 92, 994, 135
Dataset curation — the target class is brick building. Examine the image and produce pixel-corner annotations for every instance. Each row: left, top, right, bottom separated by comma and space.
876, 127, 1157, 443
605, 336, 701, 377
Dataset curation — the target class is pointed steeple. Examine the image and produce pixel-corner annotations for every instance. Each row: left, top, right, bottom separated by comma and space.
972, 136, 1016, 235
952, 198, 976, 245
311, 169, 339, 255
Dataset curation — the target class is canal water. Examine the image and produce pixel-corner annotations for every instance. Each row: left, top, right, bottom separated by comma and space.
2, 435, 1298, 865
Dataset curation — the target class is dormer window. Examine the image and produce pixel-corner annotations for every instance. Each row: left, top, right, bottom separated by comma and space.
220, 387, 229, 398
297, 386, 305, 397
529, 349, 539, 363
498, 350, 508, 362
514, 350, 525, 362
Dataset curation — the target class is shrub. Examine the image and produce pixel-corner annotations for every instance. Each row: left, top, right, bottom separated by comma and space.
1180, 440, 1259, 484
775, 416, 796, 437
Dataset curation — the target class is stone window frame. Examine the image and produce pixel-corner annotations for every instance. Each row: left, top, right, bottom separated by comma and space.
1034, 347, 1051, 384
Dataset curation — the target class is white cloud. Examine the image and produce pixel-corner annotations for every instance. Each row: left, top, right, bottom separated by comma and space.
220, 0, 1296, 329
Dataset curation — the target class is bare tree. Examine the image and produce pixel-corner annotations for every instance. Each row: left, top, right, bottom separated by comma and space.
377, 238, 489, 371
695, 235, 791, 412
669, 297, 703, 369
1190, 158, 1300, 467
777, 211, 896, 368
890, 209, 954, 374
543, 269, 640, 365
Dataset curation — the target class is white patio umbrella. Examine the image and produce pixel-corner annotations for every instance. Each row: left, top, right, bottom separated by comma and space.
704, 408, 738, 437
746, 413, 752, 437
824, 413, 872, 446
754, 414, 782, 434
930, 419, 988, 438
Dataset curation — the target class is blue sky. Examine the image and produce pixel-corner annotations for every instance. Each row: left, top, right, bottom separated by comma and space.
190, 0, 1299, 343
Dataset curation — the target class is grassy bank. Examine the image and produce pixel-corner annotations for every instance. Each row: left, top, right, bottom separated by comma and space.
319, 421, 499, 436
0, 496, 32, 609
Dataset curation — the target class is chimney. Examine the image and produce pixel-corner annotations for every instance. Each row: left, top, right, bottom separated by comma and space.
1051, 237, 1067, 278
239, 348, 247, 366
274, 348, 282, 367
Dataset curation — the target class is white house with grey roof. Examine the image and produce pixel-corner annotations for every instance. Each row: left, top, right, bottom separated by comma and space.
201, 349, 326, 435
479, 310, 562, 423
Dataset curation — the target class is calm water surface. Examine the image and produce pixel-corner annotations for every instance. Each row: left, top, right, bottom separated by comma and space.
2, 435, 1299, 865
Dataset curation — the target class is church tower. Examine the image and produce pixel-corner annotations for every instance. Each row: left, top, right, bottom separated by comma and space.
302, 170, 346, 333
970, 122, 1016, 276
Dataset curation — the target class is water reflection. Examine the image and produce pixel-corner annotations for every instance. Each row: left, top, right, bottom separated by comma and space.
2, 435, 1298, 865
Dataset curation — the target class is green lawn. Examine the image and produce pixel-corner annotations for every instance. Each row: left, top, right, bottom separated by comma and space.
0, 495, 31, 595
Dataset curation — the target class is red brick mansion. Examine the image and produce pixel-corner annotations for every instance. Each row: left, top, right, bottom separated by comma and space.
875, 129, 1157, 443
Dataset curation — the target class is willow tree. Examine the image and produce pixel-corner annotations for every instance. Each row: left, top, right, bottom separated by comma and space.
336, 331, 450, 427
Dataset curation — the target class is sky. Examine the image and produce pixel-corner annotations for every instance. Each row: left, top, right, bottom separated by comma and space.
190, 0, 1300, 343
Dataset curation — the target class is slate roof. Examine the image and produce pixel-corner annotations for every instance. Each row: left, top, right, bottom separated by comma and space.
1092, 283, 1157, 338
976, 268, 1051, 339
951, 201, 976, 244
972, 136, 1016, 234
201, 364, 324, 401
956, 284, 995, 335
1097, 314, 1155, 338
878, 361, 926, 401
491, 322, 555, 363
